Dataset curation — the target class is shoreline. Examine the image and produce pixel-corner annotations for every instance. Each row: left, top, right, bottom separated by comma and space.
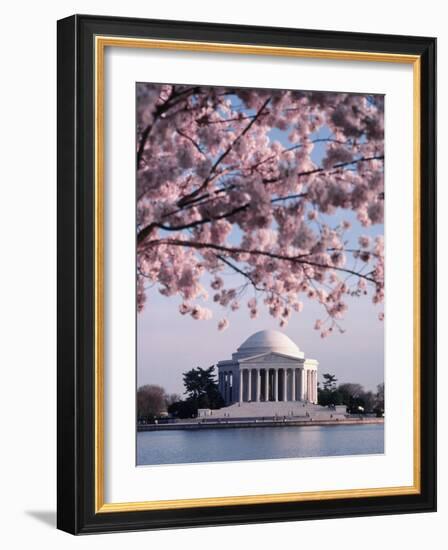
138, 417, 384, 432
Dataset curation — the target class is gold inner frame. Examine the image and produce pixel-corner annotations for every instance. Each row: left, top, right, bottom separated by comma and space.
94, 36, 421, 513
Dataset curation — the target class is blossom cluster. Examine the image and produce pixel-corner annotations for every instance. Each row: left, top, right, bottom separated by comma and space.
136, 84, 384, 334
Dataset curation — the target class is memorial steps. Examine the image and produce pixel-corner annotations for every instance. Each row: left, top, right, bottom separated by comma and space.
205, 401, 347, 420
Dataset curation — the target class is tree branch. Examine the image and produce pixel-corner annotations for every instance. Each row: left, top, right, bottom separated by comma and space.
137, 86, 202, 168
215, 254, 264, 291
143, 153, 384, 218
137, 203, 250, 242
261, 155, 384, 186
177, 97, 271, 208
176, 128, 205, 156
143, 238, 379, 284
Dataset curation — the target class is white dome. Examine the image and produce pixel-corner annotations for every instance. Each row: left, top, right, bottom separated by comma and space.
235, 330, 302, 359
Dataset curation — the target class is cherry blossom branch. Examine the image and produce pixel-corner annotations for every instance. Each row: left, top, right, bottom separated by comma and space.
137, 86, 202, 168
305, 274, 346, 334
137, 89, 176, 168
137, 203, 250, 242
261, 155, 384, 185
176, 128, 205, 156
197, 113, 266, 125
144, 238, 379, 284
271, 193, 308, 203
177, 97, 272, 208
136, 85, 385, 326
215, 254, 265, 292
248, 137, 349, 174
138, 192, 310, 239
155, 153, 384, 216
137, 191, 308, 239
136, 153, 384, 237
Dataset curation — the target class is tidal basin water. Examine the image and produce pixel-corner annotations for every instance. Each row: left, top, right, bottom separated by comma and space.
137, 424, 384, 466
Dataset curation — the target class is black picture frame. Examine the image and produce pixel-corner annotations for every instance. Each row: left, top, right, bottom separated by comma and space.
57, 14, 436, 534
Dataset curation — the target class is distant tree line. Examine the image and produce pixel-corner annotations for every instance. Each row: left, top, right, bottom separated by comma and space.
138, 369, 384, 422
137, 366, 224, 421
318, 373, 384, 416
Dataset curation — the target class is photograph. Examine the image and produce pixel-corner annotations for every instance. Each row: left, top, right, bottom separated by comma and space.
136, 82, 386, 466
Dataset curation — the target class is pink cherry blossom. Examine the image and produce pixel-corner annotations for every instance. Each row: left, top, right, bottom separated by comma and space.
359, 235, 371, 248
190, 305, 212, 320
218, 318, 229, 331
136, 83, 384, 333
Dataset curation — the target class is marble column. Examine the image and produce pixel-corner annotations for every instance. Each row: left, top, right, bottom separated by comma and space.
308, 371, 312, 403
247, 369, 252, 401
291, 369, 296, 401
301, 368, 306, 401
294, 369, 300, 401
255, 369, 261, 402
302, 369, 307, 401
309, 370, 312, 401
265, 369, 270, 401
239, 370, 243, 403
282, 369, 287, 401
274, 369, 278, 401
297, 369, 300, 400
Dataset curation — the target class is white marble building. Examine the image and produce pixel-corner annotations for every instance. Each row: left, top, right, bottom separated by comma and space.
217, 330, 318, 406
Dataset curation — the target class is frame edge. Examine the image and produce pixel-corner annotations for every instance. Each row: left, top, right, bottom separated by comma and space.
57, 14, 79, 535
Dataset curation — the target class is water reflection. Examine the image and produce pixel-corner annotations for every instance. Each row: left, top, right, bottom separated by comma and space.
137, 424, 384, 466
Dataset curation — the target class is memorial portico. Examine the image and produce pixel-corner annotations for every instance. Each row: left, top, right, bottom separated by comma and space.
217, 330, 318, 406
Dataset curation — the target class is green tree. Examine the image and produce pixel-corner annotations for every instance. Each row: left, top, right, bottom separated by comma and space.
168, 366, 225, 418
374, 383, 385, 416
318, 373, 342, 406
167, 399, 198, 419
318, 378, 384, 414
183, 366, 223, 408
322, 373, 338, 391
338, 383, 366, 413
362, 391, 376, 413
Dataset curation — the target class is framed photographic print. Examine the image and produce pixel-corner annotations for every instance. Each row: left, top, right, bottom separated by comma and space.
57, 14, 436, 534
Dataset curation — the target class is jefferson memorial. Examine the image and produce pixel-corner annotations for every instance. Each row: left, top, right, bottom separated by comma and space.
217, 330, 318, 405
197, 330, 349, 420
